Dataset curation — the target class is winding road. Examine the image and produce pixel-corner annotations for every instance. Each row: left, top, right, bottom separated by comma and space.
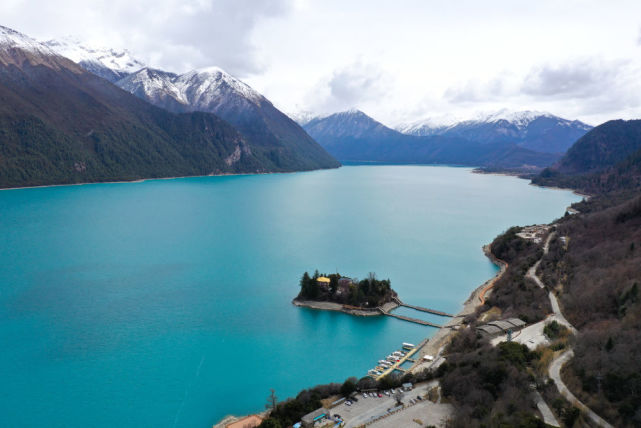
530, 232, 612, 427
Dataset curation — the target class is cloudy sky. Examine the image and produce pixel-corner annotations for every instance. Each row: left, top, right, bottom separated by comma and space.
3, 0, 641, 126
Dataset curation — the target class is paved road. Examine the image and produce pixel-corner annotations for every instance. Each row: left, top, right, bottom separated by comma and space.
528, 232, 611, 427
525, 232, 577, 335
526, 231, 554, 290
533, 391, 560, 427
547, 290, 578, 335
549, 350, 613, 428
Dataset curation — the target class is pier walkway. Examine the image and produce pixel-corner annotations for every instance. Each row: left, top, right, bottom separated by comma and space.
382, 311, 442, 328
376, 297, 453, 327
392, 297, 454, 317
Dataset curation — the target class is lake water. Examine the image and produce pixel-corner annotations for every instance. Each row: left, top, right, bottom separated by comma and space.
0, 165, 581, 427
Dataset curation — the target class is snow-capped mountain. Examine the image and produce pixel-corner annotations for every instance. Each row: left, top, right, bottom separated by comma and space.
0, 24, 339, 187
44, 37, 145, 82
397, 109, 592, 153
396, 114, 462, 137
116, 66, 269, 116
287, 110, 319, 126
116, 66, 338, 169
0, 25, 80, 71
305, 109, 399, 140
303, 109, 565, 169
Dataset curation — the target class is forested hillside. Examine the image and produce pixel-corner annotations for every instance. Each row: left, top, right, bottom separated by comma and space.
536, 195, 641, 426
533, 120, 641, 193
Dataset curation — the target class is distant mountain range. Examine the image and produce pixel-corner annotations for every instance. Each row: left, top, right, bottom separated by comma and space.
0, 25, 338, 188
0, 23, 605, 188
397, 110, 592, 154
300, 109, 589, 170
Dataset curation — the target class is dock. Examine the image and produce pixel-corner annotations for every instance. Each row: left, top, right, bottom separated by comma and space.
392, 297, 454, 317
370, 338, 429, 380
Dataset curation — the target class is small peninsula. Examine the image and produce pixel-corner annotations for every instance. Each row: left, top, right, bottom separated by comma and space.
293, 271, 399, 316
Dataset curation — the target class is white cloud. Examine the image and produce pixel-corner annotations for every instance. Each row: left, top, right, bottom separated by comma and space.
1, 0, 293, 76
299, 61, 390, 115
2, 0, 641, 124
521, 59, 626, 99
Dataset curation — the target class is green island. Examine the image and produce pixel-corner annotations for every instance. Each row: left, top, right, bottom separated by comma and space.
293, 271, 397, 312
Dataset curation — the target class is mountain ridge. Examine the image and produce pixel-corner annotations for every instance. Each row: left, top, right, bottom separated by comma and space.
532, 119, 641, 193
302, 109, 562, 169
397, 109, 592, 154
44, 36, 145, 82
0, 25, 338, 188
115, 66, 338, 170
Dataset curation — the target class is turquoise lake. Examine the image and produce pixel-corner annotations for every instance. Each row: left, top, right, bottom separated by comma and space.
0, 165, 581, 427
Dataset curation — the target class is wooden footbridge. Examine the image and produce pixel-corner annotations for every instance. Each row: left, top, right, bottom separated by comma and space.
376, 297, 454, 328
393, 297, 454, 317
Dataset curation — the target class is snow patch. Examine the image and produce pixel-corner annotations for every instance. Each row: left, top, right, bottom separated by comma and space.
0, 25, 58, 57
44, 36, 145, 74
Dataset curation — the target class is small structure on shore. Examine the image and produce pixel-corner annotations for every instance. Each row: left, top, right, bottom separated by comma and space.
516, 224, 550, 244
316, 276, 331, 289
301, 407, 329, 428
477, 318, 526, 338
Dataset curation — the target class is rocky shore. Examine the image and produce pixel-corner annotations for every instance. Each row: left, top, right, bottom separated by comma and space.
291, 299, 398, 316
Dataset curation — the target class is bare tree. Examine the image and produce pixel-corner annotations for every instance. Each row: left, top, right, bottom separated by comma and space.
265, 388, 278, 411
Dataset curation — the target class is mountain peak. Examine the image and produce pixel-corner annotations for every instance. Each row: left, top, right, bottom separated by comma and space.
44, 36, 145, 82
44, 36, 145, 73
0, 25, 82, 72
336, 108, 367, 117
177, 66, 264, 105
192, 65, 227, 75
304, 109, 396, 140
0, 25, 55, 56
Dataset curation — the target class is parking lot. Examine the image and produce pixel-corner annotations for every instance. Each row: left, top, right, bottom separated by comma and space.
329, 381, 452, 428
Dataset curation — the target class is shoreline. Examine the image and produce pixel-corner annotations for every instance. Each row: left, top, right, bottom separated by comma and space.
528, 181, 592, 200
472, 168, 592, 200
215, 246, 509, 427
408, 244, 508, 373
0, 166, 341, 192
292, 299, 399, 316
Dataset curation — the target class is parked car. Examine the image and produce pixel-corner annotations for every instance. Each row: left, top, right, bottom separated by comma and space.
362, 392, 368, 398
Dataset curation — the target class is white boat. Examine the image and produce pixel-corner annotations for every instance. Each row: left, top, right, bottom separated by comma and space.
402, 342, 415, 348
